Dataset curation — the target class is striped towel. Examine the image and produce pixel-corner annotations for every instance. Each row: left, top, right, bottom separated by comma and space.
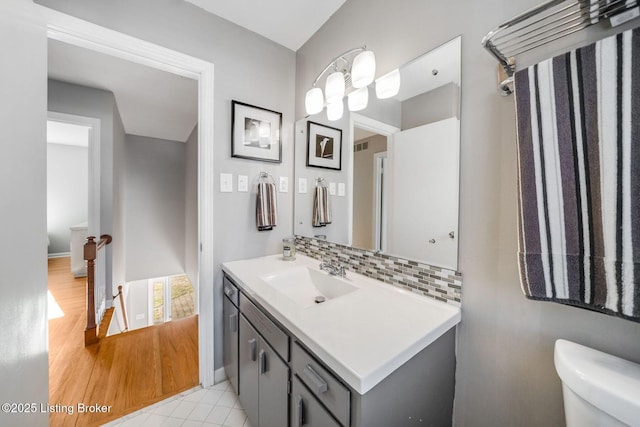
312, 186, 332, 227
256, 182, 277, 231
582, 0, 637, 24
514, 27, 640, 322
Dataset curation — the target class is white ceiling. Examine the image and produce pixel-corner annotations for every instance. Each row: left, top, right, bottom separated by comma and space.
48, 39, 198, 143
183, 0, 348, 51
47, 121, 90, 147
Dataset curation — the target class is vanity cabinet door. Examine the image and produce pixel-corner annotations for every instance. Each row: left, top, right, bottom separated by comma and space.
258, 339, 289, 427
239, 315, 260, 425
223, 295, 239, 394
291, 376, 341, 427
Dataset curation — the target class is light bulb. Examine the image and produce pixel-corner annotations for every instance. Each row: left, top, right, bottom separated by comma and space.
351, 50, 376, 88
375, 68, 401, 99
305, 87, 324, 115
325, 71, 345, 104
327, 100, 343, 121
348, 87, 369, 112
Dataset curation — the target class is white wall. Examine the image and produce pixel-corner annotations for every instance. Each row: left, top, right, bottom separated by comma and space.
0, 2, 49, 425
47, 143, 88, 254
296, 1, 640, 425
124, 134, 186, 281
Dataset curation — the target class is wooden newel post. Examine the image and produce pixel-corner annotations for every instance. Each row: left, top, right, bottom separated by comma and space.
84, 236, 98, 346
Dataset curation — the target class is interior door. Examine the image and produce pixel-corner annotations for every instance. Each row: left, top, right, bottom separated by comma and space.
388, 118, 459, 267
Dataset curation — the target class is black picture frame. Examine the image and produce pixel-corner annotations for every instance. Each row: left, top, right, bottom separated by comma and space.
306, 121, 343, 170
231, 100, 282, 163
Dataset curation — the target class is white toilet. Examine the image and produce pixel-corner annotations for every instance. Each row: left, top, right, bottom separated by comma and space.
555, 339, 640, 426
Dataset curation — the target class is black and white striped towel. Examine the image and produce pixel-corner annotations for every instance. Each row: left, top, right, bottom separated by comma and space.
514, 27, 640, 322
312, 186, 332, 227
256, 182, 277, 231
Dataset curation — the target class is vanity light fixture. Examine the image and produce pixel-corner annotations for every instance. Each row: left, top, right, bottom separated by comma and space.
305, 46, 386, 121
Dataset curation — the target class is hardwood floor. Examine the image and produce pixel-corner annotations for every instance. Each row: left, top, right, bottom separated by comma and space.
48, 257, 199, 426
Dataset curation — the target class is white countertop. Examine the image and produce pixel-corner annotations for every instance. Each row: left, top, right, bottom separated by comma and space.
222, 254, 461, 395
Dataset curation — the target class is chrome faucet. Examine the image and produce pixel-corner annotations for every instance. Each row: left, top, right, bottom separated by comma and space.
319, 259, 346, 277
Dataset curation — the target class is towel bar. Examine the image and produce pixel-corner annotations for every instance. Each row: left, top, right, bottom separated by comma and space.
482, 0, 639, 95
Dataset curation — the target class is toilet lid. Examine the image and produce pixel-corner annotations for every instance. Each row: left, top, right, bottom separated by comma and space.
555, 339, 640, 426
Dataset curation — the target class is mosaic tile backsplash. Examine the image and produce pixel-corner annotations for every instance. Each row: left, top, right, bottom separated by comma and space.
295, 236, 462, 306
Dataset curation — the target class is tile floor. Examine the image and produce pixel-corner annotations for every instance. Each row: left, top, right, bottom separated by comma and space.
102, 380, 252, 427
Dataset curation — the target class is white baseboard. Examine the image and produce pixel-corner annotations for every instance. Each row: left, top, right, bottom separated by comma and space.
214, 367, 227, 384
48, 252, 71, 259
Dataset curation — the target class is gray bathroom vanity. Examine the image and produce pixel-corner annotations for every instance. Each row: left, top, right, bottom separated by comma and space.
222, 254, 460, 427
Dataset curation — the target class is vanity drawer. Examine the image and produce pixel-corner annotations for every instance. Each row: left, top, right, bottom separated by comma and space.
240, 295, 289, 361
223, 275, 239, 306
292, 342, 350, 427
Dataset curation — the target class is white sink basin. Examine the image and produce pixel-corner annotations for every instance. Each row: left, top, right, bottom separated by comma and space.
261, 266, 358, 308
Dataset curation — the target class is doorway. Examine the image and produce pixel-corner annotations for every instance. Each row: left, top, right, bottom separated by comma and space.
349, 113, 400, 250
44, 9, 216, 387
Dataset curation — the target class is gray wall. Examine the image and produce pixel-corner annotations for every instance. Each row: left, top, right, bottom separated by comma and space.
46, 143, 88, 254
296, 1, 640, 426
401, 82, 460, 130
35, 0, 296, 371
124, 134, 186, 281
48, 79, 124, 302
0, 2, 49, 425
112, 100, 127, 288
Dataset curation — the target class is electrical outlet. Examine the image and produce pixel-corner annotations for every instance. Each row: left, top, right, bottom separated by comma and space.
338, 183, 346, 197
329, 182, 336, 195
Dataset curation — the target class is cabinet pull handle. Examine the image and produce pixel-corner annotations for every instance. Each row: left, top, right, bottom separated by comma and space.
224, 285, 235, 298
259, 349, 267, 374
295, 395, 304, 427
249, 338, 257, 361
229, 313, 238, 333
303, 364, 328, 394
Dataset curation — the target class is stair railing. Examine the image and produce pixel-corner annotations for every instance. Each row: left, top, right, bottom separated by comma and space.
84, 234, 112, 346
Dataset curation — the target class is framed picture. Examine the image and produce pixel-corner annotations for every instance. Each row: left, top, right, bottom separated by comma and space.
231, 100, 282, 163
306, 121, 342, 170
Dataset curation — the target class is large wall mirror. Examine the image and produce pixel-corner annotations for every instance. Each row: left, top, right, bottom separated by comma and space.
294, 36, 461, 270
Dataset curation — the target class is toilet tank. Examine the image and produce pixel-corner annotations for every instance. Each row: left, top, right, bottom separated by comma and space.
554, 339, 640, 427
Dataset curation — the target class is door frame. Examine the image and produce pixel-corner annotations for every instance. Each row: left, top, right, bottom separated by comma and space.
349, 113, 399, 248
44, 8, 216, 386
373, 151, 387, 252
47, 112, 101, 240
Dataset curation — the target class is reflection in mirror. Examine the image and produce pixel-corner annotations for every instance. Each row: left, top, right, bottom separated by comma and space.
295, 36, 461, 270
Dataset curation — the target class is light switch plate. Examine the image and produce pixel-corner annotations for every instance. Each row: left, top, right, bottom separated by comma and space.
220, 173, 233, 192
237, 175, 248, 192
329, 182, 336, 195
338, 182, 346, 197
298, 178, 308, 194
279, 176, 289, 193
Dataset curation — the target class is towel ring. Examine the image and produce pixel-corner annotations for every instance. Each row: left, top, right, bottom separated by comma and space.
257, 171, 277, 185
